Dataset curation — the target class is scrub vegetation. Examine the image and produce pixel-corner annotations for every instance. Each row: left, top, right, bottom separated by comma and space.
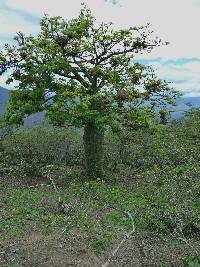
0, 109, 200, 266
0, 5, 199, 267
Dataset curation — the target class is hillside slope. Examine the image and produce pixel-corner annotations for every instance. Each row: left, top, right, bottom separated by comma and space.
0, 87, 45, 126
0, 86, 200, 122
0, 86, 10, 114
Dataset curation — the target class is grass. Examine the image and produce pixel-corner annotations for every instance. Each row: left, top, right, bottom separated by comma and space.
1, 112, 200, 265
1, 163, 200, 266
0, 187, 64, 238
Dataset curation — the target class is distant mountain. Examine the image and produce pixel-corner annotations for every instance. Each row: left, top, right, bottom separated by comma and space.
172, 97, 200, 119
0, 87, 44, 126
176, 96, 200, 109
0, 86, 200, 124
0, 86, 10, 114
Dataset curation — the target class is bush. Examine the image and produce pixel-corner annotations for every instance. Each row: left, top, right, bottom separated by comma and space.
104, 108, 200, 174
1, 108, 200, 182
0, 126, 83, 178
183, 255, 200, 267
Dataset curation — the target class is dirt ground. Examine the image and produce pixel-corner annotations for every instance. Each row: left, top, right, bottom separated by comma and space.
0, 177, 199, 267
1, 229, 200, 267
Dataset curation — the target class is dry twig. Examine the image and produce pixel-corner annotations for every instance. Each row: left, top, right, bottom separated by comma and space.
101, 211, 135, 267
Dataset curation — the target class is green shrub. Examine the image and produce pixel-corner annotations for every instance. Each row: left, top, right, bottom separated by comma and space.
0, 126, 83, 178
183, 255, 200, 267
1, 108, 200, 183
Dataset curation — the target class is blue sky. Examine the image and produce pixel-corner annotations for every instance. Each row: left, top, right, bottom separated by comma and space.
0, 0, 200, 97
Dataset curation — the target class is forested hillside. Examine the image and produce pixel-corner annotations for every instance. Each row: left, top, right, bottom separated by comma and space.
0, 86, 9, 114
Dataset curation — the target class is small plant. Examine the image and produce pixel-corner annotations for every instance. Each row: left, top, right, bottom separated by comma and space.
90, 238, 107, 255
183, 256, 200, 267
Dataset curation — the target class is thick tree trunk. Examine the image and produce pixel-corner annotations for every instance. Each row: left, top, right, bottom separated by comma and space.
83, 122, 105, 179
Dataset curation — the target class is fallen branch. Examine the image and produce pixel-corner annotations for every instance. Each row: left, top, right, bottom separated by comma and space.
46, 165, 61, 202
101, 211, 135, 267
46, 165, 72, 215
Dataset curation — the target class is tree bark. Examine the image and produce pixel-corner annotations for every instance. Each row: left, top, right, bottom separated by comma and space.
83, 122, 105, 179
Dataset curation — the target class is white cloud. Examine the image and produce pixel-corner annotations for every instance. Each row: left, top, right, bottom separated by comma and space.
0, 73, 11, 89
148, 60, 200, 97
0, 71, 19, 89
5, 0, 117, 20
0, 10, 39, 40
5, 0, 200, 59
184, 89, 200, 98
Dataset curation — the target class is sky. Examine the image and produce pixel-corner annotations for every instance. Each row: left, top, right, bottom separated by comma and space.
0, 0, 200, 97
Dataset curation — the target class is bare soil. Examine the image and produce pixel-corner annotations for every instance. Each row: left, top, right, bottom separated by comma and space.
0, 177, 199, 267
1, 229, 199, 266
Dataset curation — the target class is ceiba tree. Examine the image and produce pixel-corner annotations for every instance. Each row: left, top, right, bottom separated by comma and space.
0, 6, 179, 179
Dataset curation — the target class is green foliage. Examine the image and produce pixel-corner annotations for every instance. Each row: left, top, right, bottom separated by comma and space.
0, 126, 82, 178
0, 6, 178, 130
1, 108, 200, 181
183, 256, 200, 267
0, 116, 13, 137
90, 238, 107, 255
4, 264, 21, 267
0, 187, 66, 239
104, 108, 200, 174
1, 109, 200, 265
1, 172, 199, 259
2, 108, 200, 267
0, 5, 180, 179
138, 165, 200, 234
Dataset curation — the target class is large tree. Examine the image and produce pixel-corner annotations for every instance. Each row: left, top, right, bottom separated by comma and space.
0, 6, 179, 179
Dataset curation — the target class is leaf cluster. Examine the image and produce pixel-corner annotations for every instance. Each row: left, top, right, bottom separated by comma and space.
0, 6, 179, 129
